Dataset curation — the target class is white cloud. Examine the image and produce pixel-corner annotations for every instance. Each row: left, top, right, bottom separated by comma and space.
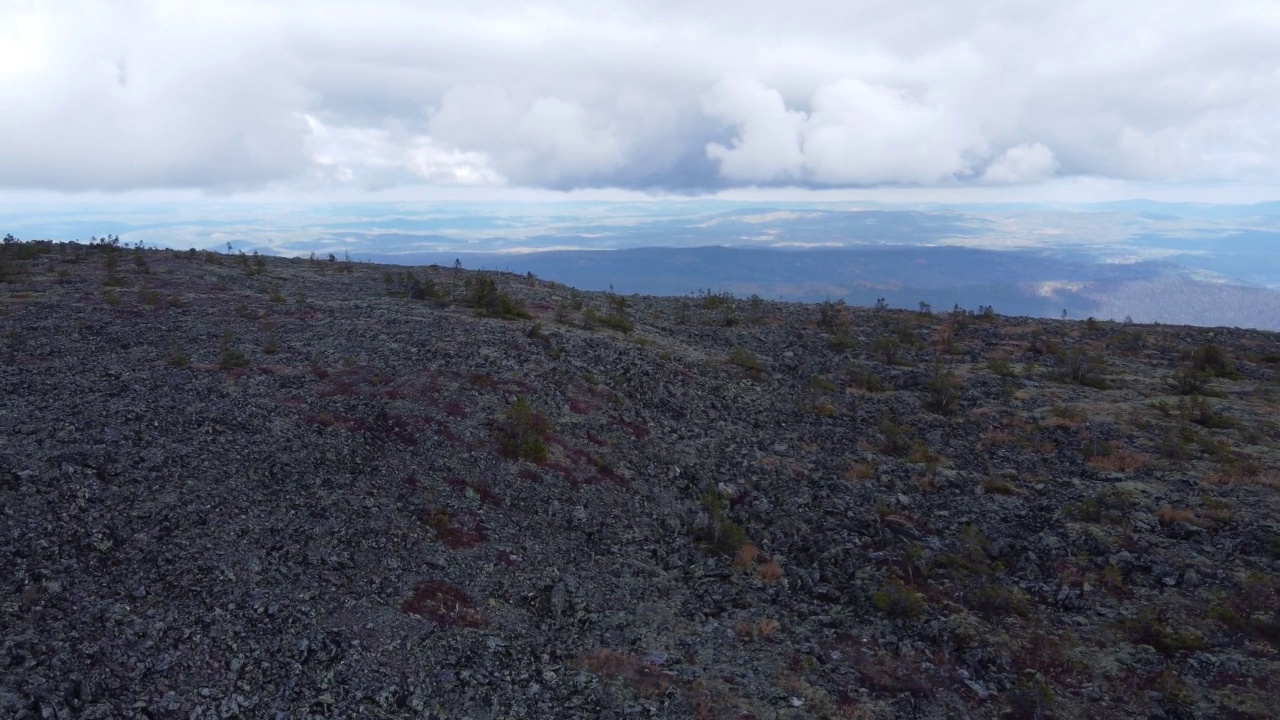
703, 79, 805, 182
304, 117, 503, 188
0, 1, 313, 192
982, 143, 1059, 185
0, 0, 1277, 195
428, 88, 628, 187
803, 78, 981, 185
704, 77, 984, 185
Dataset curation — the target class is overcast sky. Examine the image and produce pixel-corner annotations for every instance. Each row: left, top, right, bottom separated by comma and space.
2, 0, 1278, 201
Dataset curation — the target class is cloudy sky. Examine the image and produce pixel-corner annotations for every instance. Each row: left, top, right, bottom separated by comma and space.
2, 0, 1278, 201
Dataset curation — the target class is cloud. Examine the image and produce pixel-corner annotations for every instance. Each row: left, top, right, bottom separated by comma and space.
982, 143, 1059, 185
428, 87, 627, 188
0, 1, 313, 192
0, 0, 1277, 194
304, 117, 502, 188
704, 77, 984, 185
704, 79, 806, 182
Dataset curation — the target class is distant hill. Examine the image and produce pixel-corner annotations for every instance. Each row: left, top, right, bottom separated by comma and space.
359, 245, 1280, 330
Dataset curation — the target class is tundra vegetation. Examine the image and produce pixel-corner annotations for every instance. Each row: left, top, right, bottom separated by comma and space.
0, 237, 1277, 719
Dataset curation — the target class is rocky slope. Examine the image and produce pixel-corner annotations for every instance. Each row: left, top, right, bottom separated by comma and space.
2, 241, 1278, 719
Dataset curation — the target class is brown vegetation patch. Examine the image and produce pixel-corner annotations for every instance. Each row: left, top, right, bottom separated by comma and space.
579, 650, 673, 696
401, 580, 486, 628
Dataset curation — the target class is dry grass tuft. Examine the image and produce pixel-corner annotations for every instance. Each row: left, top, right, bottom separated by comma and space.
758, 560, 783, 585
1156, 506, 1197, 526
1086, 448, 1151, 473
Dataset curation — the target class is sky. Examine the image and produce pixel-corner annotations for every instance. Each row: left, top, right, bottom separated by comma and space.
2, 0, 1279, 203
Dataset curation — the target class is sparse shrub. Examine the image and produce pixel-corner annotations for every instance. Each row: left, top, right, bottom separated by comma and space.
392, 270, 442, 302
813, 399, 838, 417
1049, 403, 1088, 425
1052, 347, 1110, 388
1100, 563, 1124, 592
166, 341, 189, 368
217, 333, 250, 370
137, 287, 162, 307
1181, 395, 1237, 429
1086, 446, 1151, 473
1199, 496, 1234, 523
583, 307, 634, 333
872, 577, 926, 619
1121, 608, 1208, 655
987, 352, 1017, 377
493, 397, 551, 462
923, 361, 961, 414
1191, 342, 1239, 379
809, 374, 836, 393
846, 365, 885, 392
969, 582, 1031, 618
1167, 367, 1214, 396
873, 333, 904, 365
733, 543, 759, 569
826, 333, 856, 352
982, 475, 1019, 495
463, 275, 530, 320
698, 288, 733, 309
728, 347, 764, 377
817, 299, 849, 333
1004, 674, 1057, 720
878, 418, 917, 458
700, 485, 751, 555
1065, 488, 1135, 523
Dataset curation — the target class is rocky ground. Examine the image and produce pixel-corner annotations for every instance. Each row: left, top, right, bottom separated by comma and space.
1, 240, 1277, 719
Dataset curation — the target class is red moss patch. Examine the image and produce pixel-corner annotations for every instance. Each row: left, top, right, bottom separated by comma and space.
579, 650, 673, 696
401, 581, 486, 628
616, 419, 651, 440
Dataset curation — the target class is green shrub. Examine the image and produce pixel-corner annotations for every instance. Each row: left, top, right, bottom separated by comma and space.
923, 361, 961, 414
217, 333, 250, 370
493, 397, 552, 462
968, 583, 1031, 617
464, 275, 529, 320
583, 307, 634, 333
986, 353, 1017, 377
728, 347, 763, 374
872, 577, 926, 619
1121, 609, 1208, 655
699, 485, 750, 555
809, 375, 836, 393
166, 342, 189, 368
1191, 342, 1239, 379
137, 287, 162, 307
698, 289, 734, 309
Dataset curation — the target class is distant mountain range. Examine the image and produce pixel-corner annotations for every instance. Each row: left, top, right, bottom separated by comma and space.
356, 244, 1280, 330
5, 199, 1278, 328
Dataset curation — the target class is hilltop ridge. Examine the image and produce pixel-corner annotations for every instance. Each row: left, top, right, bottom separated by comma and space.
2, 241, 1278, 719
